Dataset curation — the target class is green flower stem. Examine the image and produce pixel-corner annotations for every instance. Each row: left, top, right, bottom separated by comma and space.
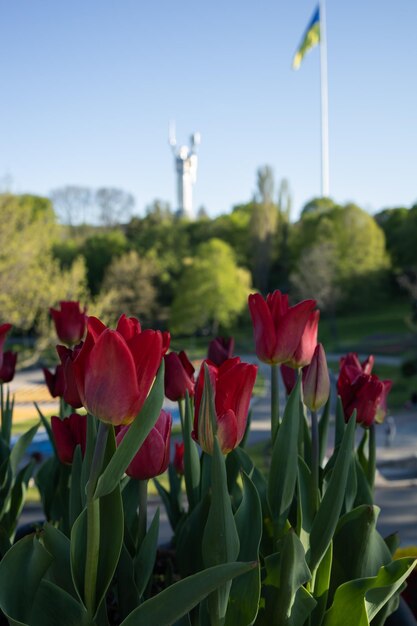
367, 423, 376, 491
138, 479, 148, 548
84, 420, 110, 617
178, 398, 185, 431
311, 409, 319, 509
271, 364, 280, 443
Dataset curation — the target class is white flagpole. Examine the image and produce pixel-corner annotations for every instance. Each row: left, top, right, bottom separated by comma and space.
319, 0, 330, 197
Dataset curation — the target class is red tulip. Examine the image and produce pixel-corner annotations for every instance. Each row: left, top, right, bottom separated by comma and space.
207, 337, 235, 366
164, 351, 195, 401
116, 409, 172, 480
192, 357, 257, 455
50, 301, 87, 345
73, 314, 164, 425
0, 323, 12, 370
337, 353, 392, 427
57, 344, 83, 408
339, 352, 374, 376
280, 363, 297, 396
248, 291, 318, 367
173, 441, 185, 475
0, 351, 17, 383
51, 413, 87, 464
43, 364, 65, 398
303, 343, 330, 411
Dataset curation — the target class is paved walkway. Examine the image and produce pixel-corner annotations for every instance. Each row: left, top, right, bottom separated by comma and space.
12, 363, 417, 547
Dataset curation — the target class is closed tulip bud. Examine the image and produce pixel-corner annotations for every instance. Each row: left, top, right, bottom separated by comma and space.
173, 441, 185, 475
0, 351, 17, 383
57, 344, 83, 408
50, 301, 87, 345
192, 357, 257, 455
0, 323, 12, 370
248, 291, 318, 367
164, 351, 195, 401
73, 314, 164, 426
43, 364, 65, 398
117, 410, 172, 480
51, 413, 87, 464
207, 337, 235, 366
303, 343, 330, 411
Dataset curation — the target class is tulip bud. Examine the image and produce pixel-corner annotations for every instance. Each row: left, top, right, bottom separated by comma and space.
43, 364, 65, 398
51, 413, 87, 464
303, 343, 330, 411
173, 441, 185, 475
0, 351, 17, 383
207, 337, 235, 366
0, 323, 12, 370
164, 350, 195, 401
50, 301, 87, 345
197, 363, 217, 455
117, 410, 172, 480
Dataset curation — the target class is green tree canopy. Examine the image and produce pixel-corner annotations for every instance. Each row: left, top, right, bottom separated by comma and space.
170, 238, 252, 335
290, 202, 390, 307
0, 193, 87, 331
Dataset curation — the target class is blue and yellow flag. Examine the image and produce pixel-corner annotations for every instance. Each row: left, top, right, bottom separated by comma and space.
292, 6, 320, 70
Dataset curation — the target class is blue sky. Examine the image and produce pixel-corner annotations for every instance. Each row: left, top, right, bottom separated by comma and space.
1, 0, 416, 220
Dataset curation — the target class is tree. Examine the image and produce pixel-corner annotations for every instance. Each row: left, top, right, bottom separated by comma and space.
97, 251, 157, 326
0, 194, 87, 331
95, 187, 135, 226
290, 201, 390, 308
249, 166, 278, 293
170, 239, 252, 335
81, 230, 128, 295
50, 186, 93, 226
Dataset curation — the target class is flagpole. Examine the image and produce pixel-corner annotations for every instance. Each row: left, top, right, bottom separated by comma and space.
319, 0, 330, 197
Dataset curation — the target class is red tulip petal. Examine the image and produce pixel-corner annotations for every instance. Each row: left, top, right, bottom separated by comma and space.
83, 330, 140, 424
116, 314, 141, 341
266, 291, 288, 334
274, 299, 317, 364
51, 415, 74, 464
128, 330, 163, 414
216, 362, 257, 443
290, 310, 320, 368
248, 294, 276, 363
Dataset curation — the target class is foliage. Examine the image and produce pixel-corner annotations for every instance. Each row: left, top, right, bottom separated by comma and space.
290, 201, 390, 308
375, 204, 417, 270
170, 238, 252, 334
97, 251, 157, 326
81, 230, 128, 295
0, 194, 87, 332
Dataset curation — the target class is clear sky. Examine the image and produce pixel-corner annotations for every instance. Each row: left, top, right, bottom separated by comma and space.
1, 0, 416, 221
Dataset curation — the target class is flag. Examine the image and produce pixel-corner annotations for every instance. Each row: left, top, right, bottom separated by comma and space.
292, 6, 320, 70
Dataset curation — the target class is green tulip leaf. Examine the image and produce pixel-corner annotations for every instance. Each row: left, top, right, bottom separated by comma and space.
225, 471, 262, 626
183, 391, 201, 511
69, 444, 83, 528
0, 534, 53, 626
297, 456, 315, 552
119, 561, 257, 626
267, 375, 301, 530
175, 494, 210, 577
10, 422, 39, 476
329, 505, 392, 603
116, 544, 141, 621
334, 396, 346, 449
318, 394, 331, 466
29, 580, 92, 626
134, 508, 160, 597
202, 436, 240, 622
310, 542, 333, 626
94, 363, 165, 499
323, 558, 417, 626
308, 412, 356, 573
41, 523, 77, 599
262, 531, 315, 626
34, 402, 56, 456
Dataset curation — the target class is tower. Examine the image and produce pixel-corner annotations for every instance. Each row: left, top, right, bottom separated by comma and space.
169, 122, 201, 219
